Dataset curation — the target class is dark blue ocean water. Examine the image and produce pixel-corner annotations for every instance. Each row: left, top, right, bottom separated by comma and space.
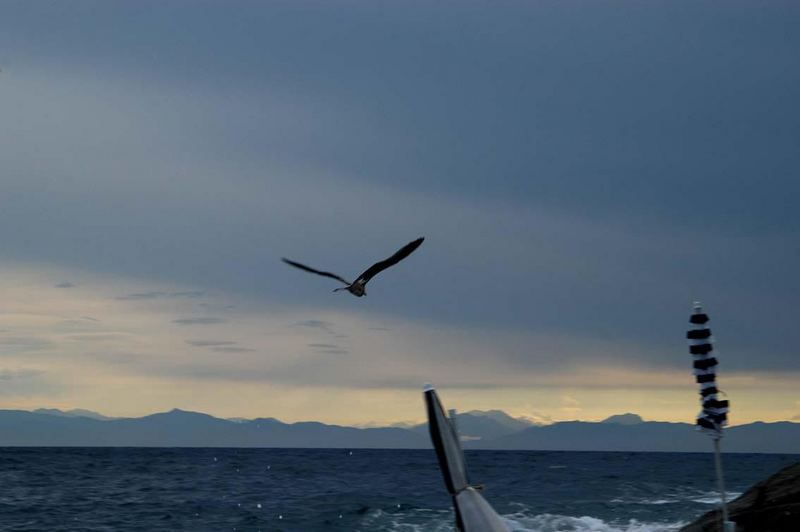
0, 448, 796, 531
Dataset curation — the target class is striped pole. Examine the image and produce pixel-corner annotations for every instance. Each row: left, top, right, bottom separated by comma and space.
688, 303, 734, 532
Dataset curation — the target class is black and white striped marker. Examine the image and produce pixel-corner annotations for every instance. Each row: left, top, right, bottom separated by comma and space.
688, 302, 729, 437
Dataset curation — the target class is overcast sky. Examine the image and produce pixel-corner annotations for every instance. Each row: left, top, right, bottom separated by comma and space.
1, 0, 798, 425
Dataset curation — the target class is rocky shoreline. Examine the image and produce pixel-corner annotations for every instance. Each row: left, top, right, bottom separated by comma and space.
681, 462, 800, 532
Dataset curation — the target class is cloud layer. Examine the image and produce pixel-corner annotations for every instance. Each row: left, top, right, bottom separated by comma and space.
0, 1, 797, 423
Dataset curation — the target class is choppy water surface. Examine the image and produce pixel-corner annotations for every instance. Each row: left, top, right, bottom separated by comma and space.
0, 448, 795, 531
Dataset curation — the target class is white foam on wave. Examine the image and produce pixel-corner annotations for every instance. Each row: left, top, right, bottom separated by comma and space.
360, 508, 684, 532
502, 513, 684, 532
690, 491, 741, 505
610, 490, 743, 506
610, 497, 683, 505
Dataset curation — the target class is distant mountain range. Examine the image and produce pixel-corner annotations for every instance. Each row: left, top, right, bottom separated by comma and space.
408, 409, 539, 441
0, 408, 797, 453
33, 408, 116, 421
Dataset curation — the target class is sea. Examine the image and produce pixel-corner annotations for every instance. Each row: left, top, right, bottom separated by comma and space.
0, 448, 796, 531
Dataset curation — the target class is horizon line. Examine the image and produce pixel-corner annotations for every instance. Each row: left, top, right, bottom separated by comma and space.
14, 407, 798, 428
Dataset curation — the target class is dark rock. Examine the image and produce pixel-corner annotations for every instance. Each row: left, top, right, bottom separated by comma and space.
681, 462, 800, 532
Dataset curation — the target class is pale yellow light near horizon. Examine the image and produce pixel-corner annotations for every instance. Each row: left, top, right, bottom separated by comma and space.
1, 263, 797, 426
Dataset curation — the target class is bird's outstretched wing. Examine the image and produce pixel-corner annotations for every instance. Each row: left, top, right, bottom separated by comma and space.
282, 258, 351, 286
356, 237, 424, 285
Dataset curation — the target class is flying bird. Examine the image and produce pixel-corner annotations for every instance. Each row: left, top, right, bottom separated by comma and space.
282, 237, 424, 297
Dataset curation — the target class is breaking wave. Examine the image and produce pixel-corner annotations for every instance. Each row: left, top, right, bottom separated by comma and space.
503, 513, 685, 532
610, 490, 742, 506
361, 507, 685, 532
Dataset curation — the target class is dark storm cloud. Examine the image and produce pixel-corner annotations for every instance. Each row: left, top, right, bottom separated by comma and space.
0, 0, 798, 379
4, 0, 796, 233
171, 318, 226, 326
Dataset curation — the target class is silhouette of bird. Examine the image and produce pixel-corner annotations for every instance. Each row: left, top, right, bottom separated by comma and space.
282, 237, 424, 297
